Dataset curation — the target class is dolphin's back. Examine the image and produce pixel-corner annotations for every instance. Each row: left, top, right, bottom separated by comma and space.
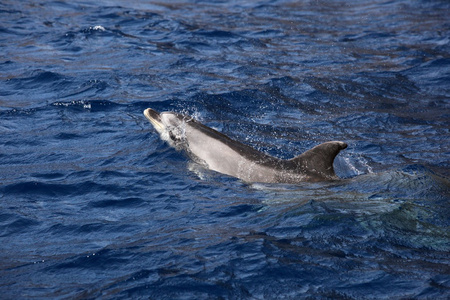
185, 119, 347, 182
186, 118, 278, 164
183, 118, 282, 182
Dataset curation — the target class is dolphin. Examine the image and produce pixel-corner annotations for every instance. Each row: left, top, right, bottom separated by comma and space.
144, 108, 347, 183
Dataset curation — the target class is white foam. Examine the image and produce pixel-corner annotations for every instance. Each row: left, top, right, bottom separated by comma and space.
91, 25, 105, 31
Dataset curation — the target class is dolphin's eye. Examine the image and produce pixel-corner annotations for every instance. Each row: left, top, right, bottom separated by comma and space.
169, 131, 177, 141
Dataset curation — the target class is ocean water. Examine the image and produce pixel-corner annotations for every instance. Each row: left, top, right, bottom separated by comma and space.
1, 0, 449, 298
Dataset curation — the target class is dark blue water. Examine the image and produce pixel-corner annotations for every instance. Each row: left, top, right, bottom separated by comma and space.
1, 0, 449, 298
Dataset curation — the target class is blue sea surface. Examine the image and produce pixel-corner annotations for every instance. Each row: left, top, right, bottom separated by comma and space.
1, 0, 449, 298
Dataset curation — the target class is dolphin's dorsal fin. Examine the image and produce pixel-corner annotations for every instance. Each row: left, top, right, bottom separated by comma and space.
289, 141, 347, 179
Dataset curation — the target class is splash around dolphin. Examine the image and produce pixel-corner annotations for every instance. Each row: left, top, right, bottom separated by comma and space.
144, 108, 347, 183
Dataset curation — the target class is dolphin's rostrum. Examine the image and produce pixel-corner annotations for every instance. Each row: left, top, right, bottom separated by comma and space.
144, 108, 347, 183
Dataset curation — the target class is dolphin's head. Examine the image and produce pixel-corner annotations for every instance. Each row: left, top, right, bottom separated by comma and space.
144, 108, 186, 146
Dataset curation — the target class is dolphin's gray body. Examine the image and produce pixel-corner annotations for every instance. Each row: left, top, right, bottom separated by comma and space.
144, 108, 347, 183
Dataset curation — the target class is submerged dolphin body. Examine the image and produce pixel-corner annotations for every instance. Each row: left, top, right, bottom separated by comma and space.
144, 108, 347, 183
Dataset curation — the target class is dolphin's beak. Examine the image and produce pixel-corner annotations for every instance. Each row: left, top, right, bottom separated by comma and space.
144, 108, 164, 131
